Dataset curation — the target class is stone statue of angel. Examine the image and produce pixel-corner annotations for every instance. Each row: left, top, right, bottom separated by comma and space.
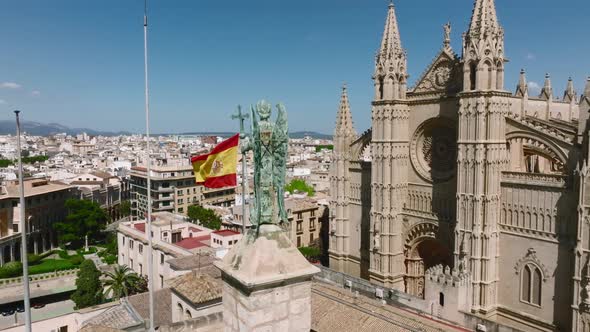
240, 100, 289, 228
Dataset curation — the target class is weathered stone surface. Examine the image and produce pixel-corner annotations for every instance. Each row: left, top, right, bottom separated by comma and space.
215, 224, 319, 288
217, 224, 318, 331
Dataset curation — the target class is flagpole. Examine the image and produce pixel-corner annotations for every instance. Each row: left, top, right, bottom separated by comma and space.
231, 106, 249, 234
15, 110, 31, 332
143, 1, 156, 331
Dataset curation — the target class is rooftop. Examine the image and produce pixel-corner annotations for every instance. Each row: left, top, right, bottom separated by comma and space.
2, 178, 72, 198
81, 300, 143, 331
133, 223, 145, 233
175, 234, 211, 250
213, 229, 240, 237
311, 282, 469, 332
167, 253, 217, 271
168, 273, 222, 306
127, 288, 173, 328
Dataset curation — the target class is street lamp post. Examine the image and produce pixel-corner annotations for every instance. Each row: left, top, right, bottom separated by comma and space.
14, 110, 32, 332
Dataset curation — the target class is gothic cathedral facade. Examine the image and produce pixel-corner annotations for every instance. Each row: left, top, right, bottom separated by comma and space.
329, 1, 590, 331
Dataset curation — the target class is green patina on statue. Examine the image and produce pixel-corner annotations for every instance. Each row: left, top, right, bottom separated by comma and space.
240, 100, 289, 229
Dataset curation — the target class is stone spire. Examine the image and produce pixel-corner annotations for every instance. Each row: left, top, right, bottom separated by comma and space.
374, 1, 407, 100
540, 73, 553, 100
584, 77, 590, 101
377, 2, 403, 66
515, 69, 528, 97
334, 85, 356, 137
563, 77, 577, 103
467, 0, 500, 38
462, 0, 505, 91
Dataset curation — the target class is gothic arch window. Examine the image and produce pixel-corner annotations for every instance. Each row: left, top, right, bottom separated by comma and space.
469, 62, 477, 90
481, 60, 493, 90
378, 76, 384, 100
520, 263, 542, 306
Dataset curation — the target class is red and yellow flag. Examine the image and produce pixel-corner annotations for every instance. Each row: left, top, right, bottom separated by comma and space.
191, 134, 239, 188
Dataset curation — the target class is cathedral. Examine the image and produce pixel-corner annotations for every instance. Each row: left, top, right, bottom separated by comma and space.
329, 1, 590, 331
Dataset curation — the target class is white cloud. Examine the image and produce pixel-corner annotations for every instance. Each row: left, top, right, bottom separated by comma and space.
0, 99, 6, 104
31, 90, 40, 96
0, 82, 21, 89
528, 81, 541, 95
526, 53, 536, 61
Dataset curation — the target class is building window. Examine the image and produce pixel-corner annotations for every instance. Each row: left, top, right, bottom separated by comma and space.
439, 292, 444, 306
296, 221, 302, 233
310, 218, 315, 229
129, 240, 134, 249
521, 264, 542, 306
310, 233, 314, 243
297, 236, 301, 247
311, 210, 315, 217
138, 244, 143, 254
139, 263, 143, 275
122, 237, 125, 246
58, 326, 68, 332
160, 275, 164, 288
130, 259, 134, 269
160, 253, 165, 265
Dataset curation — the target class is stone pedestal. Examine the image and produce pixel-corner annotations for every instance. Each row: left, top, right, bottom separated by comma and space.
215, 224, 320, 332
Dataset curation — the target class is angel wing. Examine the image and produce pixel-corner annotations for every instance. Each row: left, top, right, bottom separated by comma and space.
273, 103, 289, 224
249, 106, 260, 226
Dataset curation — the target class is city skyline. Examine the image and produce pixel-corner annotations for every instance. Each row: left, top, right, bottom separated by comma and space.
0, 0, 588, 134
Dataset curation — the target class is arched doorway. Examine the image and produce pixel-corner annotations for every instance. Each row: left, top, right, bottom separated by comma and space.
404, 223, 451, 298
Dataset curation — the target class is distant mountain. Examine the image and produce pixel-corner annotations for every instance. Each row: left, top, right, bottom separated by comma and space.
0, 120, 133, 136
174, 131, 332, 140
0, 120, 331, 139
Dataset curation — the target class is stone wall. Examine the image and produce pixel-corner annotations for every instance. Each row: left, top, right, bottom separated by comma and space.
222, 281, 312, 332
424, 265, 471, 323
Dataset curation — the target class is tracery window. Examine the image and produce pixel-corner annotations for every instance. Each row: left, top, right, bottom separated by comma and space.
520, 263, 542, 306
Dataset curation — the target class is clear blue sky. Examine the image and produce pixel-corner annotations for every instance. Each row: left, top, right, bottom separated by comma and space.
0, 0, 587, 134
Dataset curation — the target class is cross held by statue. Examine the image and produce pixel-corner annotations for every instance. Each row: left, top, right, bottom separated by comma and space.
232, 105, 249, 134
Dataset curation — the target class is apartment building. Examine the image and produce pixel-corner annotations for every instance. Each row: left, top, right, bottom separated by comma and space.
117, 212, 241, 290
227, 198, 322, 248
0, 178, 75, 265
130, 164, 235, 219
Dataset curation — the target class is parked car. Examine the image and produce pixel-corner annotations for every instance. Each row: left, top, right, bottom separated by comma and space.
1, 309, 15, 316
15, 305, 24, 313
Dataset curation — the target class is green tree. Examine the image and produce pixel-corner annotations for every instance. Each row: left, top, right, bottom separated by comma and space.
103, 265, 142, 300
285, 179, 315, 197
53, 199, 108, 249
119, 200, 131, 217
71, 260, 103, 309
187, 205, 222, 230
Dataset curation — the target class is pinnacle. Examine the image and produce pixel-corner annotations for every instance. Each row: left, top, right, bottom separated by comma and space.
584, 76, 590, 98
377, 1, 404, 66
540, 73, 552, 99
564, 76, 576, 102
335, 84, 356, 137
516, 69, 527, 97
468, 0, 500, 38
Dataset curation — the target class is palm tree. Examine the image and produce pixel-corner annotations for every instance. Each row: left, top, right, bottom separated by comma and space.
103, 265, 141, 300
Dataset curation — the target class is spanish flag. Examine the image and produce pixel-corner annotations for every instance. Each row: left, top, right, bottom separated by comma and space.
191, 134, 239, 188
